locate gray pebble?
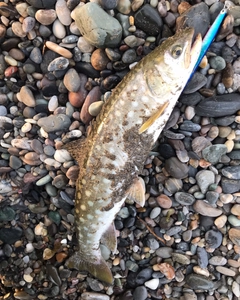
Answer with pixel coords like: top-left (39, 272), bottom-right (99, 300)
top-left (63, 68), bottom-right (81, 92)
top-left (155, 247), bottom-right (173, 258)
top-left (222, 166), bottom-right (240, 180)
top-left (0, 106), bottom-right (7, 116)
top-left (166, 226), bottom-right (182, 236)
top-left (202, 144), bottom-right (228, 164)
top-left (133, 286), bottom-right (148, 300)
top-left (184, 72), bottom-right (207, 94)
top-left (205, 229), bottom-right (222, 249)
top-left (197, 246), bottom-right (208, 268)
top-left (209, 56), bottom-right (226, 71)
top-left (165, 157), bottom-right (189, 179)
top-left (122, 49), bottom-right (137, 64)
top-left (174, 192), bottom-right (195, 205)
top-left (146, 238), bottom-right (159, 250)
top-left (48, 57), bottom-right (69, 72)
top-left (30, 47), bottom-right (42, 64)
top-left (9, 155), bottom-right (22, 170)
top-left (37, 114), bottom-right (71, 132)
top-left (185, 274), bottom-right (215, 290)
top-left (196, 170), bottom-right (215, 194)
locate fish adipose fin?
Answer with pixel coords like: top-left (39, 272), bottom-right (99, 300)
top-left (126, 177), bottom-right (146, 207)
top-left (101, 222), bottom-right (117, 254)
top-left (139, 101), bottom-right (169, 134)
top-left (65, 252), bottom-right (113, 284)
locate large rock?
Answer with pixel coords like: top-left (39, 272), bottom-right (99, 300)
top-left (73, 3), bottom-right (122, 48)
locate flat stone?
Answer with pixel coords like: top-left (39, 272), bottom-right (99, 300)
top-left (37, 114), bottom-right (71, 132)
top-left (202, 144), bottom-right (228, 165)
top-left (35, 9), bottom-right (57, 25)
top-left (81, 292), bottom-right (110, 300)
top-left (184, 72), bottom-right (208, 94)
top-left (18, 86), bottom-right (36, 107)
top-left (55, 0), bottom-right (72, 26)
top-left (216, 266), bottom-right (236, 276)
top-left (165, 157), bottom-right (189, 179)
top-left (185, 274), bottom-right (215, 290)
top-left (174, 192), bottom-right (195, 205)
top-left (195, 94), bottom-right (240, 117)
top-left (0, 227), bottom-right (23, 244)
top-left (197, 247), bottom-right (208, 268)
top-left (221, 177), bottom-right (240, 194)
top-left (73, 3), bottom-right (122, 48)
top-left (209, 256), bottom-right (227, 266)
top-left (205, 229), bottom-right (222, 249)
top-left (222, 166), bottom-right (240, 180)
top-left (63, 68), bottom-right (81, 92)
top-left (193, 200), bottom-right (222, 217)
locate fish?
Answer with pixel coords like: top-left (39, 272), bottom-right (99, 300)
top-left (64, 27), bottom-right (202, 284)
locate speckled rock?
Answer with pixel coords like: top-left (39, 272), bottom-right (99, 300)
top-left (37, 114), bottom-right (71, 132)
top-left (73, 3), bottom-right (122, 48)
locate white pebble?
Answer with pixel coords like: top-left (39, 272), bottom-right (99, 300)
top-left (23, 274), bottom-right (33, 283)
top-left (144, 278), bottom-right (159, 290)
top-left (48, 95), bottom-right (58, 111)
top-left (21, 122), bottom-right (32, 133)
top-left (54, 149), bottom-right (72, 163)
top-left (232, 281), bottom-right (240, 297)
top-left (52, 18), bottom-right (66, 39)
top-left (25, 243), bottom-right (34, 253)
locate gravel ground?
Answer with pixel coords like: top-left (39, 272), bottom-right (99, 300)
top-left (0, 0), bottom-right (240, 299)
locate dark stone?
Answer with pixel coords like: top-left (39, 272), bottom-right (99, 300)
top-left (176, 2), bottom-right (210, 39)
top-left (195, 94), bottom-right (240, 117)
top-left (1, 38), bottom-right (21, 52)
top-left (184, 72), bottom-right (207, 94)
top-left (135, 268), bottom-right (153, 285)
top-left (179, 91), bottom-right (203, 106)
top-left (221, 176), bottom-right (240, 194)
top-left (101, 75), bottom-right (121, 91)
top-left (26, 0), bottom-right (57, 8)
top-left (99, 0), bottom-right (118, 10)
top-left (222, 166), bottom-right (240, 180)
top-left (197, 246), bottom-right (208, 268)
top-left (185, 274), bottom-right (216, 290)
top-left (205, 229), bottom-right (222, 249)
top-left (214, 115), bottom-right (235, 126)
top-left (228, 150), bottom-right (240, 160)
top-left (165, 157), bottom-right (189, 179)
top-left (0, 227), bottom-right (23, 244)
top-left (134, 4), bottom-right (163, 36)
top-left (75, 62), bottom-right (100, 78)
top-left (158, 143), bottom-right (175, 159)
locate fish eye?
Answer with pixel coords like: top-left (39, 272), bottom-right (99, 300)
top-left (171, 45), bottom-right (183, 58)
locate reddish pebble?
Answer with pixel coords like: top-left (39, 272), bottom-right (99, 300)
top-left (5, 66), bottom-right (18, 77)
top-left (156, 194), bottom-right (172, 208)
top-left (154, 263), bottom-right (175, 280)
top-left (91, 49), bottom-right (110, 71)
top-left (56, 252), bottom-right (68, 263)
top-left (178, 1), bottom-right (191, 14)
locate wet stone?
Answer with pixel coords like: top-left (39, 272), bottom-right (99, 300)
top-left (134, 4), bottom-right (163, 36)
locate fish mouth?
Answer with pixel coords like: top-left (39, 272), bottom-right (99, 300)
top-left (185, 28), bottom-right (202, 69)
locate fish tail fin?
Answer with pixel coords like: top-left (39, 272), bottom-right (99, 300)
top-left (65, 252), bottom-right (113, 284)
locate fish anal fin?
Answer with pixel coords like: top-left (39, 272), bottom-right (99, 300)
top-left (126, 177), bottom-right (146, 207)
top-left (62, 138), bottom-right (86, 161)
top-left (139, 101), bottom-right (169, 134)
top-left (65, 252), bottom-right (113, 284)
top-left (101, 222), bottom-right (117, 254)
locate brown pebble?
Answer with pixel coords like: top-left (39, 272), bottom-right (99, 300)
top-left (56, 252), bottom-right (67, 263)
top-left (199, 55), bottom-right (208, 69)
top-left (216, 14), bottom-right (234, 42)
top-left (199, 88), bottom-right (215, 98)
top-left (207, 126), bottom-right (219, 140)
top-left (231, 204), bottom-right (240, 216)
top-left (222, 62), bottom-right (234, 88)
top-left (91, 49), bottom-right (110, 71)
top-left (156, 194), bottom-right (172, 209)
top-left (229, 228), bottom-right (240, 246)
top-left (177, 1), bottom-right (191, 14)
top-left (35, 9), bottom-right (57, 25)
top-left (45, 41), bottom-right (73, 59)
top-left (193, 200), bottom-right (222, 217)
top-left (66, 165), bottom-right (79, 181)
top-left (9, 48), bottom-right (25, 60)
top-left (68, 74), bottom-right (88, 108)
top-left (153, 263), bottom-right (175, 280)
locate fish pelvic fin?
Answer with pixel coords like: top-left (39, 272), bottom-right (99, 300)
top-left (65, 252), bottom-right (113, 284)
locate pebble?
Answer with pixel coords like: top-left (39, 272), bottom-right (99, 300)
top-left (81, 292), bottom-right (110, 300)
top-left (133, 286), bottom-right (148, 300)
top-left (214, 215), bottom-right (227, 228)
top-left (45, 41), bottom-right (73, 58)
top-left (164, 157), bottom-right (189, 179)
top-left (216, 266), bottom-right (236, 277)
top-left (209, 256), bottom-right (227, 266)
top-left (144, 278), bottom-right (159, 290)
top-left (80, 86), bottom-right (101, 124)
top-left (174, 192), bottom-right (195, 205)
top-left (35, 9), bottom-right (57, 25)
top-left (228, 215), bottom-right (240, 226)
top-left (156, 194), bottom-right (172, 209)
top-left (185, 274), bottom-right (215, 290)
top-left (63, 68), bottom-right (81, 92)
top-left (209, 56), bottom-right (226, 71)
top-left (197, 247), bottom-right (208, 268)
top-left (73, 3), bottom-right (122, 48)
top-left (55, 0), bottom-right (72, 26)
top-left (37, 114), bottom-right (71, 132)
top-left (205, 229), bottom-right (222, 249)
top-left (196, 170), bottom-right (215, 194)
top-left (134, 4), bottom-right (163, 36)
top-left (18, 86), bottom-right (36, 107)
top-left (193, 200), bottom-right (222, 217)
top-left (202, 144), bottom-right (228, 165)
top-left (222, 166), bottom-right (240, 180)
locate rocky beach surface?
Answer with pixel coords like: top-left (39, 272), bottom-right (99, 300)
top-left (0, 0), bottom-right (240, 299)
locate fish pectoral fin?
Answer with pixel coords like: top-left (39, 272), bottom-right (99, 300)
top-left (61, 138), bottom-right (86, 161)
top-left (126, 177), bottom-right (146, 207)
top-left (101, 222), bottom-right (117, 254)
top-left (66, 252), bottom-right (113, 284)
top-left (139, 101), bottom-right (169, 134)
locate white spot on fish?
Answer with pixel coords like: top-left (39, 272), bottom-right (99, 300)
top-left (96, 145), bottom-right (101, 151)
top-left (127, 111), bottom-right (134, 118)
top-left (80, 204), bottom-right (86, 211)
top-left (142, 95), bottom-right (149, 103)
top-left (82, 179), bottom-right (86, 185)
top-left (80, 217), bottom-right (84, 222)
top-left (87, 214), bottom-right (94, 220)
top-left (91, 175), bottom-right (96, 180)
top-left (95, 210), bottom-right (101, 215)
top-left (88, 201), bottom-right (94, 206)
top-left (120, 99), bottom-right (125, 106)
top-left (85, 190), bottom-right (91, 197)
top-left (103, 178), bottom-right (110, 184)
top-left (76, 208), bottom-right (80, 214)
top-left (132, 101), bottom-right (138, 107)
top-left (115, 110), bottom-right (121, 117)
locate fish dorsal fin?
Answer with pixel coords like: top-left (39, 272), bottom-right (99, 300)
top-left (62, 138), bottom-right (86, 161)
top-left (126, 177), bottom-right (146, 207)
top-left (101, 222), bottom-right (117, 254)
top-left (139, 101), bottom-right (169, 134)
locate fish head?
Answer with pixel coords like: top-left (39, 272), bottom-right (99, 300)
top-left (143, 27), bottom-right (202, 96)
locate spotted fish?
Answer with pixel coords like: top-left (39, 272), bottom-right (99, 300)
top-left (65, 28), bottom-right (202, 283)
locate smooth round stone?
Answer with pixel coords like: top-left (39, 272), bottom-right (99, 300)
top-left (0, 105), bottom-right (7, 116)
top-left (202, 144), bottom-right (228, 165)
top-left (214, 215), bottom-right (227, 228)
top-left (55, 0), bottom-right (72, 26)
top-left (229, 228), bottom-right (240, 246)
top-left (156, 194), bottom-right (172, 208)
top-left (185, 274), bottom-right (215, 290)
top-left (209, 256), bottom-right (227, 266)
top-left (81, 292), bottom-right (110, 300)
top-left (222, 166), bottom-right (240, 180)
top-left (232, 281), bottom-right (240, 298)
top-left (44, 158), bottom-right (61, 168)
top-left (31, 139), bottom-right (43, 154)
top-left (88, 101), bottom-right (104, 117)
top-left (99, 0), bottom-right (118, 10)
top-left (172, 253), bottom-right (190, 265)
top-left (48, 57), bottom-right (69, 72)
top-left (216, 266), bottom-right (236, 277)
top-left (209, 56), bottom-right (226, 71)
top-left (231, 204), bottom-right (240, 216)
top-left (0, 207), bottom-right (15, 221)
top-left (9, 155), bottom-right (22, 170)
top-left (184, 72), bottom-right (207, 94)
top-left (196, 170), bottom-right (215, 194)
top-left (150, 207), bottom-right (161, 219)
top-left (182, 230), bottom-right (192, 242)
top-left (116, 0), bottom-right (131, 14)
top-left (91, 49), bottom-right (109, 71)
top-left (165, 157), bottom-right (189, 179)
top-left (205, 229), bottom-right (222, 249)
top-left (174, 192), bottom-right (195, 205)
top-left (144, 278), bottom-right (159, 290)
top-left (118, 207), bottom-right (129, 218)
top-left (133, 286), bottom-right (148, 300)
top-left (63, 68), bottom-right (81, 92)
top-left (77, 36), bottom-right (95, 53)
top-left (52, 174), bottom-right (68, 189)
top-left (122, 49), bottom-right (137, 64)
top-left (52, 19), bottom-right (66, 39)
top-left (37, 114), bottom-right (71, 132)
top-left (228, 215), bottom-right (240, 227)
top-left (35, 9), bottom-right (57, 25)
top-left (166, 226), bottom-right (181, 236)
top-left (134, 4), bottom-right (163, 36)
top-left (155, 247), bottom-right (172, 258)
top-left (205, 191), bottom-right (219, 205)
top-left (21, 122), bottom-right (32, 133)
top-left (48, 95), bottom-right (58, 111)
top-left (30, 47), bottom-right (42, 64)
top-left (11, 21), bottom-right (26, 38)
top-left (193, 200), bottom-right (222, 217)
top-left (80, 86), bottom-right (101, 124)
top-left (18, 86), bottom-right (36, 107)
top-left (147, 238), bottom-right (159, 250)
top-left (36, 174), bottom-right (52, 186)
top-left (197, 246), bottom-right (208, 269)
top-left (73, 3), bottom-right (122, 48)
top-left (54, 149), bottom-right (72, 163)
top-left (221, 177), bottom-right (240, 194)
top-left (22, 16), bottom-right (36, 33)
